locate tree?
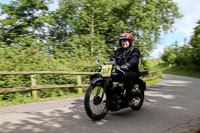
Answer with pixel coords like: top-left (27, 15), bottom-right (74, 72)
top-left (55, 0), bottom-right (182, 57)
top-left (48, 0), bottom-right (113, 56)
top-left (0, 0), bottom-right (52, 47)
top-left (161, 42), bottom-right (178, 65)
top-left (107, 0), bottom-right (182, 57)
top-left (47, 0), bottom-right (80, 54)
top-left (189, 20), bottom-right (200, 65)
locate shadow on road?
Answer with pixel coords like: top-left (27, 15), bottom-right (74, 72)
top-left (0, 98), bottom-right (144, 133)
top-left (0, 74), bottom-right (200, 133)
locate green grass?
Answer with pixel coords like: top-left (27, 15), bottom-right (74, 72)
top-left (162, 65), bottom-right (200, 79)
top-left (146, 58), bottom-right (200, 79)
top-left (0, 91), bottom-right (85, 107)
top-left (146, 78), bottom-right (162, 86)
top-left (143, 58), bottom-right (163, 85)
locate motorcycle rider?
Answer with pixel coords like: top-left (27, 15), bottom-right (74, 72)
top-left (110, 33), bottom-right (140, 106)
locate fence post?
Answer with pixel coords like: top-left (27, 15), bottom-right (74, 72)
top-left (31, 75), bottom-right (37, 98)
top-left (77, 75), bottom-right (82, 94)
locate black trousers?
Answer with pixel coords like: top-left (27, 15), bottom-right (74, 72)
top-left (123, 71), bottom-right (139, 98)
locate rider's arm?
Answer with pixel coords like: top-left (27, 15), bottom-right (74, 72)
top-left (125, 47), bottom-right (140, 69)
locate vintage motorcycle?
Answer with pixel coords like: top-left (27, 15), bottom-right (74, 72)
top-left (84, 58), bottom-right (148, 120)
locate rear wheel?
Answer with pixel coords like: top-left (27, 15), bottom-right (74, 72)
top-left (84, 82), bottom-right (108, 120)
top-left (131, 84), bottom-right (144, 110)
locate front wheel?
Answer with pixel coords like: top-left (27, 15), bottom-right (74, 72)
top-left (84, 82), bottom-right (108, 120)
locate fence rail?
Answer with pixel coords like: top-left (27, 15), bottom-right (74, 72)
top-left (0, 71), bottom-right (160, 97)
top-left (0, 71), bottom-right (99, 75)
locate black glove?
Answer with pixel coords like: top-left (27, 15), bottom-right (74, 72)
top-left (110, 58), bottom-right (116, 63)
top-left (120, 65), bottom-right (129, 70)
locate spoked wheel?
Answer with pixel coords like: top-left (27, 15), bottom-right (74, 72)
top-left (84, 82), bottom-right (108, 120)
top-left (131, 84), bottom-right (144, 110)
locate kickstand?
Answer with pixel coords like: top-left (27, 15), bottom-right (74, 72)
top-left (144, 98), bottom-right (150, 102)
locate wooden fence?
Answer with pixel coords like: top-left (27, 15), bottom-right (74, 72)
top-left (0, 71), bottom-right (159, 98)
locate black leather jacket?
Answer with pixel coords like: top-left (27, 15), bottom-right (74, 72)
top-left (111, 46), bottom-right (140, 73)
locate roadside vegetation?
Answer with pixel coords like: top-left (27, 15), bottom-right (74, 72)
top-left (162, 64), bottom-right (200, 79)
top-left (144, 58), bottom-right (200, 79)
top-left (160, 20), bottom-right (200, 79)
top-left (0, 0), bottom-right (181, 106)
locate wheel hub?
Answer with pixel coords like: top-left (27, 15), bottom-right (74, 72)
top-left (93, 95), bottom-right (102, 105)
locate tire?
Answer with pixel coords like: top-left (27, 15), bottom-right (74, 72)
top-left (84, 82), bottom-right (108, 120)
top-left (131, 85), bottom-right (144, 110)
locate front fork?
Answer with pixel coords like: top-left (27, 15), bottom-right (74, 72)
top-left (103, 78), bottom-right (113, 95)
top-left (103, 78), bottom-right (114, 109)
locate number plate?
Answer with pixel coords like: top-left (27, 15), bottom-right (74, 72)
top-left (100, 65), bottom-right (112, 77)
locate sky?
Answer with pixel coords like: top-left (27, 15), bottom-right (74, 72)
top-left (1, 0), bottom-right (200, 58)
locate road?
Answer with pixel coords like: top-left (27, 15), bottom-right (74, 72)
top-left (0, 74), bottom-right (200, 133)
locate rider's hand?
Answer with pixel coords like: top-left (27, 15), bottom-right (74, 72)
top-left (120, 65), bottom-right (129, 70)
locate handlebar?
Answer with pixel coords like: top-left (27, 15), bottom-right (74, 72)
top-left (97, 60), bottom-right (126, 75)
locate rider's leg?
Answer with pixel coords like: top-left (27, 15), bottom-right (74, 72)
top-left (123, 71), bottom-right (139, 105)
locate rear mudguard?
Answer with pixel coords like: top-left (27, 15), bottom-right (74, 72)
top-left (139, 79), bottom-right (146, 91)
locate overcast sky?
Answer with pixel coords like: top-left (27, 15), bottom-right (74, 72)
top-left (1, 0), bottom-right (200, 58)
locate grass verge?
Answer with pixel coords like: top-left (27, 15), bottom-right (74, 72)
top-left (163, 65), bottom-right (200, 79)
top-left (146, 78), bottom-right (162, 86)
top-left (0, 91), bottom-right (86, 107)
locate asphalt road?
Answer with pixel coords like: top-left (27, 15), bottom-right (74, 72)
top-left (0, 74), bottom-right (200, 133)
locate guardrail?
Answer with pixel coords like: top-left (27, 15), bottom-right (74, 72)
top-left (0, 71), bottom-right (160, 98)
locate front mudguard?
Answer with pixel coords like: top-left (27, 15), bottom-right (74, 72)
top-left (90, 78), bottom-right (113, 93)
top-left (90, 78), bottom-right (104, 86)
top-left (90, 74), bottom-right (100, 81)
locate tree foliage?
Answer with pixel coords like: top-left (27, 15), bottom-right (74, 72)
top-left (189, 20), bottom-right (200, 65)
top-left (161, 20), bottom-right (200, 68)
top-left (52, 0), bottom-right (182, 56)
top-left (0, 0), bottom-right (52, 47)
top-left (0, 0), bottom-right (182, 56)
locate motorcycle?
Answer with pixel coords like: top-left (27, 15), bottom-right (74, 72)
top-left (84, 58), bottom-right (148, 120)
